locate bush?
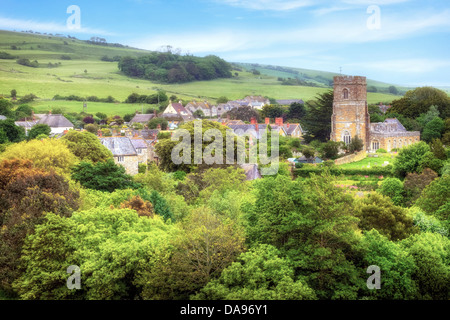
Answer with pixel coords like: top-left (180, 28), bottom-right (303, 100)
top-left (295, 162), bottom-right (303, 169)
top-left (376, 148), bottom-right (387, 153)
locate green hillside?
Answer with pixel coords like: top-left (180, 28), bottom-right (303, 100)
top-left (0, 29), bottom-right (402, 116)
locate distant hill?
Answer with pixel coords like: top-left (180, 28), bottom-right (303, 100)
top-left (0, 29), bottom-right (407, 115)
top-left (234, 62), bottom-right (413, 95)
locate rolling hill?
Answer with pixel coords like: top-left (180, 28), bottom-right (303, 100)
top-left (0, 29), bottom-right (405, 116)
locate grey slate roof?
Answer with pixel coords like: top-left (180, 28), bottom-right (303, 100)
top-left (283, 123), bottom-right (302, 135)
top-left (37, 114), bottom-right (73, 128)
top-left (130, 138), bottom-right (148, 149)
top-left (130, 114), bottom-right (155, 124)
top-left (276, 99), bottom-right (304, 105)
top-left (100, 137), bottom-right (137, 156)
top-left (15, 120), bottom-right (38, 128)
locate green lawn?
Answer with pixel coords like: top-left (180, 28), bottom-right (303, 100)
top-left (337, 152), bottom-right (396, 169)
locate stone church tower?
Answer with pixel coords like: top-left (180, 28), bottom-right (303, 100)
top-left (331, 75), bottom-right (370, 150)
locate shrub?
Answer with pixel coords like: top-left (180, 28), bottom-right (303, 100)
top-left (376, 148), bottom-right (387, 153)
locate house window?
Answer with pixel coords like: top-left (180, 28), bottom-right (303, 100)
top-left (343, 89), bottom-right (349, 99)
top-left (343, 131), bottom-right (351, 145)
top-left (372, 141), bottom-right (380, 151)
top-left (137, 148), bottom-right (142, 154)
top-left (117, 156), bottom-right (124, 162)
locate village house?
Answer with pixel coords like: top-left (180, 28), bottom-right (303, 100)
top-left (130, 138), bottom-right (149, 166)
top-left (129, 113), bottom-right (156, 125)
top-left (15, 112), bottom-right (73, 135)
top-left (100, 136), bottom-right (139, 175)
top-left (36, 113), bottom-right (74, 134)
top-left (185, 100), bottom-right (216, 117)
top-left (162, 100), bottom-right (195, 128)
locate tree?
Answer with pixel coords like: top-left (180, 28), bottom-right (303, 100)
top-left (82, 116), bottom-right (95, 124)
top-left (393, 141), bottom-right (430, 178)
top-left (260, 104), bottom-right (285, 119)
top-left (319, 140), bottom-right (342, 159)
top-left (62, 130), bottom-right (113, 163)
top-left (390, 87), bottom-right (450, 119)
top-left (348, 135), bottom-right (364, 153)
top-left (27, 124), bottom-right (51, 140)
top-left (400, 232), bottom-right (450, 299)
top-left (378, 177), bottom-right (405, 206)
top-left (10, 89), bottom-right (17, 99)
top-left (224, 105), bottom-right (260, 122)
top-left (0, 99), bottom-right (13, 118)
top-left (301, 91), bottom-right (333, 143)
top-left (403, 168), bottom-right (438, 206)
top-left (415, 175), bottom-right (450, 221)
top-left (216, 96), bottom-right (228, 104)
top-left (155, 120), bottom-right (239, 173)
top-left (356, 230), bottom-right (417, 300)
top-left (244, 173), bottom-right (362, 299)
top-left (422, 117), bottom-right (445, 143)
top-left (120, 195), bottom-right (154, 217)
top-left (71, 159), bottom-right (140, 192)
top-left (0, 138), bottom-right (78, 175)
top-left (95, 112), bottom-right (107, 120)
top-left (195, 244), bottom-right (316, 300)
top-left (430, 138), bottom-right (447, 160)
top-left (148, 190), bottom-right (174, 221)
top-left (287, 102), bottom-right (306, 120)
top-left (193, 109), bottom-right (205, 119)
top-left (148, 117), bottom-right (168, 130)
top-left (388, 85), bottom-right (398, 95)
top-left (137, 209), bottom-right (245, 300)
top-left (14, 208), bottom-right (178, 300)
top-left (84, 123), bottom-right (98, 134)
top-left (0, 159), bottom-right (79, 294)
top-left (355, 193), bottom-right (417, 241)
top-left (0, 119), bottom-right (25, 142)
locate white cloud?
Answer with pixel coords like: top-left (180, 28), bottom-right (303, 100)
top-left (214, 0), bottom-right (314, 11)
top-left (131, 9), bottom-right (450, 56)
top-left (0, 16), bottom-right (114, 36)
top-left (341, 0), bottom-right (410, 5)
top-left (351, 59), bottom-right (450, 74)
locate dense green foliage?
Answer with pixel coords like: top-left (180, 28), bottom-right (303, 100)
top-left (62, 130), bottom-right (113, 163)
top-left (301, 91), bottom-right (333, 142)
top-left (71, 159), bottom-right (140, 192)
top-left (119, 52), bottom-right (232, 83)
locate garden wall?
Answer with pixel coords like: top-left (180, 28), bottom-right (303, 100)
top-left (334, 151), bottom-right (367, 166)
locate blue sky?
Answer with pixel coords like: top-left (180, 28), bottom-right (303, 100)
top-left (1, 0), bottom-right (449, 87)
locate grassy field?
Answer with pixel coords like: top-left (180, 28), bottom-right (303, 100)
top-left (1, 29), bottom-right (401, 116)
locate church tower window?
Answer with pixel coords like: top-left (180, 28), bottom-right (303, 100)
top-left (343, 89), bottom-right (349, 99)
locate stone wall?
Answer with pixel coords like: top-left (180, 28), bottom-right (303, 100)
top-left (115, 155), bottom-right (139, 176)
top-left (334, 151), bottom-right (367, 166)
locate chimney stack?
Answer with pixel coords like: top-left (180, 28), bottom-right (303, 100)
top-left (265, 117), bottom-right (270, 125)
top-left (98, 129), bottom-right (102, 137)
top-left (49, 110), bottom-right (52, 115)
top-left (250, 117), bottom-right (257, 124)
top-left (275, 117), bottom-right (283, 126)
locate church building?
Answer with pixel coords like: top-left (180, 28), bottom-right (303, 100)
top-left (331, 75), bottom-right (420, 152)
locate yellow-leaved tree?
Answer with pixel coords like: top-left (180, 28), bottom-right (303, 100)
top-left (0, 138), bottom-right (78, 175)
